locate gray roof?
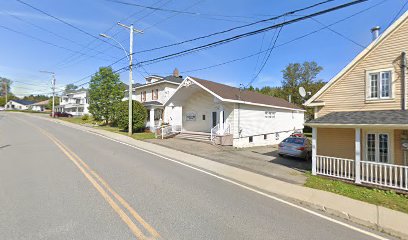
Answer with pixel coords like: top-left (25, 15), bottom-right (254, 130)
top-left (307, 110), bottom-right (408, 125)
top-left (162, 75), bottom-right (183, 84)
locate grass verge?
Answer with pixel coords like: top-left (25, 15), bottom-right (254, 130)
top-left (58, 117), bottom-right (156, 140)
top-left (305, 173), bottom-right (408, 214)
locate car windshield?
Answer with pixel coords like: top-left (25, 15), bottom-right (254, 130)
top-left (284, 138), bottom-right (305, 145)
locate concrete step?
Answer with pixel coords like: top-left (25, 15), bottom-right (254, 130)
top-left (175, 132), bottom-right (211, 142)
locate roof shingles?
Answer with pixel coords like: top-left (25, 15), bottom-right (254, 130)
top-left (190, 77), bottom-right (302, 110)
top-left (307, 110), bottom-right (408, 125)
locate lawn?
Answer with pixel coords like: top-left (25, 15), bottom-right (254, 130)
top-left (59, 116), bottom-right (156, 140)
top-left (305, 173), bottom-right (408, 213)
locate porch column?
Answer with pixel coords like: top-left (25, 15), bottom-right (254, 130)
top-left (355, 128), bottom-right (361, 184)
top-left (150, 108), bottom-right (155, 130)
top-left (219, 106), bottom-right (224, 133)
top-left (312, 127), bottom-right (317, 175)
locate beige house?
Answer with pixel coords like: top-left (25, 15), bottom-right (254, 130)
top-left (304, 12), bottom-right (408, 192)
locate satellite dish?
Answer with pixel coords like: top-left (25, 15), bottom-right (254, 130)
top-left (299, 87), bottom-right (306, 98)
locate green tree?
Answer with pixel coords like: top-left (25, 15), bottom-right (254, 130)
top-left (65, 84), bottom-right (78, 93)
top-left (0, 77), bottom-right (12, 96)
top-left (115, 100), bottom-right (147, 132)
top-left (280, 61), bottom-right (324, 120)
top-left (0, 93), bottom-right (17, 106)
top-left (48, 96), bottom-right (60, 110)
top-left (22, 94), bottom-right (49, 102)
top-left (88, 67), bottom-right (125, 124)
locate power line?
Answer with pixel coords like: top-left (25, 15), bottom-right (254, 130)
top-left (1, 10), bottom-right (117, 59)
top-left (310, 17), bottom-right (365, 48)
top-left (0, 24), bottom-right (110, 60)
top-left (15, 0), bottom-right (122, 51)
top-left (174, 0), bottom-right (387, 75)
top-left (108, 0), bottom-right (312, 21)
top-left (247, 24), bottom-right (284, 87)
top-left (54, 0), bottom-right (170, 70)
top-left (387, 0), bottom-right (408, 28)
top-left (134, 0), bottom-right (337, 54)
top-left (134, 0), bottom-right (368, 67)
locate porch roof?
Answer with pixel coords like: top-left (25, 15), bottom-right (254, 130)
top-left (306, 110), bottom-right (408, 127)
top-left (142, 101), bottom-right (163, 107)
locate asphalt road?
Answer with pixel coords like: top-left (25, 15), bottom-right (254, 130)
top-left (0, 112), bottom-right (394, 240)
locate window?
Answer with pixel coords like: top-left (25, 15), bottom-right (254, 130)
top-left (367, 70), bottom-right (392, 99)
top-left (264, 134), bottom-right (267, 140)
top-left (141, 91), bottom-right (146, 102)
top-left (202, 115), bottom-right (206, 120)
top-left (265, 111), bottom-right (276, 118)
top-left (249, 136), bottom-right (253, 143)
top-left (365, 133), bottom-right (389, 163)
top-left (152, 89), bottom-right (159, 100)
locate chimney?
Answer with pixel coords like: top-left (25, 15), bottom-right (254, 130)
top-left (173, 68), bottom-right (180, 77)
top-left (371, 26), bottom-right (380, 41)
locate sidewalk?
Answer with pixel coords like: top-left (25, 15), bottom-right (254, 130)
top-left (24, 113), bottom-right (408, 239)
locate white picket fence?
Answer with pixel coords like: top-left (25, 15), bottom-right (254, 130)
top-left (315, 155), bottom-right (408, 192)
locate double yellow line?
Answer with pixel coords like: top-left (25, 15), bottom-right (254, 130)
top-left (16, 117), bottom-right (160, 240)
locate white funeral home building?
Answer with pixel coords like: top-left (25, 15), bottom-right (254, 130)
top-left (161, 76), bottom-right (305, 148)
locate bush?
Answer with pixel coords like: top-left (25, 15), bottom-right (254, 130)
top-left (81, 114), bottom-right (90, 121)
top-left (115, 101), bottom-right (147, 132)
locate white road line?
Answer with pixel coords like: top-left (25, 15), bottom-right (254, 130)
top-left (27, 115), bottom-right (390, 240)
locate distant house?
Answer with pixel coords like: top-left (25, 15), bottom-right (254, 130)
top-left (4, 99), bottom-right (35, 110)
top-left (29, 100), bottom-right (49, 112)
top-left (163, 76), bottom-right (305, 147)
top-left (304, 11), bottom-right (408, 192)
top-left (56, 89), bottom-right (89, 116)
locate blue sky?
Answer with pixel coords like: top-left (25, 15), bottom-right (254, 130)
top-left (0, 0), bottom-right (407, 97)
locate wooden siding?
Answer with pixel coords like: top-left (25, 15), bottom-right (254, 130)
top-left (315, 17), bottom-right (408, 117)
top-left (317, 128), bottom-right (355, 159)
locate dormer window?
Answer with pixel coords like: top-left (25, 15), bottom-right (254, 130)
top-left (367, 69), bottom-right (392, 100)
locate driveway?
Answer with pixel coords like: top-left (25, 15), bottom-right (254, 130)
top-left (145, 138), bottom-right (310, 185)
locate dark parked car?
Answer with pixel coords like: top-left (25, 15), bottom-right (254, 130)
top-left (51, 112), bottom-right (73, 118)
top-left (278, 137), bottom-right (311, 160)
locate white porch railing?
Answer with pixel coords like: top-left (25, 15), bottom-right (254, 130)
top-left (361, 161), bottom-right (408, 191)
top-left (210, 124), bottom-right (219, 142)
top-left (316, 155), bottom-right (355, 180)
top-left (156, 125), bottom-right (181, 139)
top-left (315, 155), bottom-right (408, 191)
top-left (210, 123), bottom-right (231, 143)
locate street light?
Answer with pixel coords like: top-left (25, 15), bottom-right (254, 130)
top-left (40, 70), bottom-right (56, 118)
top-left (100, 23), bottom-right (143, 136)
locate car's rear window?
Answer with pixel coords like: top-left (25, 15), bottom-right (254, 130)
top-left (284, 138), bottom-right (305, 145)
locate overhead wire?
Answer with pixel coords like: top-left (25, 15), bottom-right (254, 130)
top-left (134, 0), bottom-right (338, 54)
top-left (171, 0), bottom-right (387, 75)
top-left (133, 0), bottom-right (369, 67)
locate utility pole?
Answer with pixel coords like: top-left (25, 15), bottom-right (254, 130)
top-left (40, 71), bottom-right (56, 117)
top-left (117, 23), bottom-right (143, 136)
top-left (2, 80), bottom-right (7, 107)
top-left (100, 23), bottom-right (143, 136)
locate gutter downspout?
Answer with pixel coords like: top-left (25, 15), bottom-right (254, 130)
top-left (402, 51), bottom-right (406, 110)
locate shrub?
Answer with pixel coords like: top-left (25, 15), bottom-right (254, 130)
top-left (81, 114), bottom-right (90, 121)
top-left (115, 101), bottom-right (147, 132)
